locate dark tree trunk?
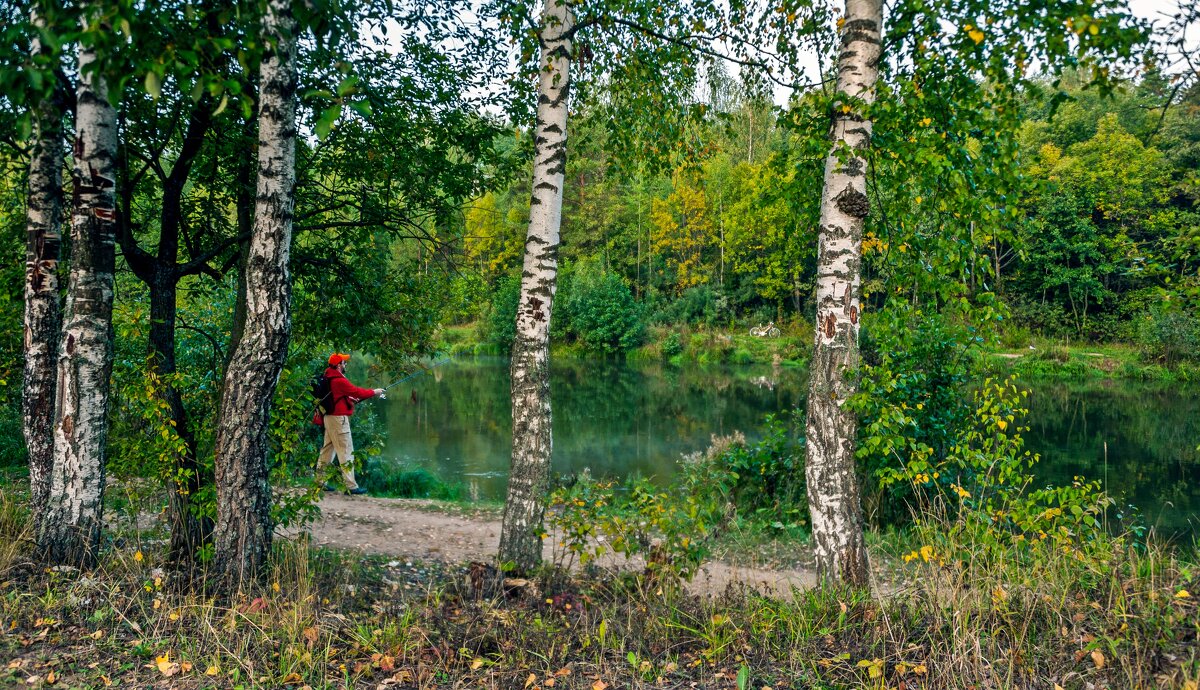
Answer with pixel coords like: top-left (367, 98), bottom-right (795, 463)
top-left (212, 0), bottom-right (298, 589)
top-left (23, 14), bottom-right (66, 538)
top-left (39, 38), bottom-right (119, 568)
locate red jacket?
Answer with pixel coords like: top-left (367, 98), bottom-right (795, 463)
top-left (314, 367), bottom-right (375, 421)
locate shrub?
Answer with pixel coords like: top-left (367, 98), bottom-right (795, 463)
top-left (853, 308), bottom-right (981, 525)
top-left (479, 275), bottom-right (521, 351)
top-left (358, 457), bottom-right (464, 500)
top-left (562, 269), bottom-right (645, 354)
top-left (1136, 307), bottom-right (1199, 367)
top-left (660, 331), bottom-right (684, 359)
top-left (702, 416), bottom-right (807, 528)
top-left (547, 436), bottom-right (740, 580)
top-left (649, 285), bottom-right (721, 326)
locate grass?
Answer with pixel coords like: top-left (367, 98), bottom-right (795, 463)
top-left (357, 456), bottom-right (468, 501)
top-left (985, 339), bottom-right (1200, 383)
top-left (435, 321), bottom-right (813, 366)
top-left (2, 494), bottom-right (1197, 689)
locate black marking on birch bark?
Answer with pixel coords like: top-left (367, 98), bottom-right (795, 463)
top-left (835, 186), bottom-right (870, 219)
top-left (843, 19), bottom-right (880, 35)
top-left (843, 158), bottom-right (866, 178)
top-left (535, 181), bottom-right (559, 192)
top-left (544, 123), bottom-right (563, 134)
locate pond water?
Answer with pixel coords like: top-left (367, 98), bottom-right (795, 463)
top-left (378, 357), bottom-right (1200, 539)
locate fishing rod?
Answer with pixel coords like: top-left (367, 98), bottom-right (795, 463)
top-left (381, 357), bottom-right (453, 392)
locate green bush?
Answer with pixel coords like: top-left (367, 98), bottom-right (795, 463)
top-left (1136, 307), bottom-right (1199, 367)
top-left (547, 437), bottom-right (738, 580)
top-left (479, 275), bottom-right (521, 351)
top-left (649, 285), bottom-right (722, 326)
top-left (358, 457), bottom-right (464, 500)
top-left (852, 307), bottom-right (982, 525)
top-left (660, 331), bottom-right (684, 359)
top-left (708, 416), bottom-right (807, 528)
top-left (561, 269), bottom-right (645, 354)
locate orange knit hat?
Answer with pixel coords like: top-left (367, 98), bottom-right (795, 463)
top-left (328, 352), bottom-right (351, 366)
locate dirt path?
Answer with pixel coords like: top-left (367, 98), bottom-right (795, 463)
top-left (295, 494), bottom-right (817, 598)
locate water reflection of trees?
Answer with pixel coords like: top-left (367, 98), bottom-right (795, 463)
top-left (381, 357), bottom-right (807, 499)
top-left (1024, 382), bottom-right (1200, 536)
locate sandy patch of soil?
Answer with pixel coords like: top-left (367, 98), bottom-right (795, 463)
top-left (290, 493), bottom-right (819, 597)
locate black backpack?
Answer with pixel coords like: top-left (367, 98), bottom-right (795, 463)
top-left (311, 370), bottom-right (334, 415)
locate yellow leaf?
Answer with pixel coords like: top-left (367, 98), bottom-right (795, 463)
top-left (592, 682), bottom-right (609, 690)
top-left (1175, 589), bottom-right (1190, 598)
top-left (46, 670), bottom-right (56, 684)
top-left (968, 28), bottom-right (985, 44)
top-left (134, 550), bottom-right (144, 563)
top-left (526, 673), bottom-right (538, 688)
top-left (181, 661), bottom-right (193, 672)
top-left (471, 658), bottom-right (484, 670)
top-left (1091, 649), bottom-right (1105, 669)
top-left (157, 653), bottom-right (181, 677)
top-left (101, 676), bottom-right (113, 686)
top-left (205, 665), bottom-right (220, 676)
top-left (997, 420), bottom-right (1008, 431)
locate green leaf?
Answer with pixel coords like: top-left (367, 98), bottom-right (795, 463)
top-left (145, 71), bottom-right (162, 100)
top-left (336, 75), bottom-right (360, 98)
top-left (348, 100), bottom-right (372, 119)
top-left (314, 103), bottom-right (342, 140)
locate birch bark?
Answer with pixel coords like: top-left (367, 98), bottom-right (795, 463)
top-left (39, 37), bottom-right (119, 567)
top-left (212, 0), bottom-right (298, 588)
top-left (803, 0), bottom-right (881, 588)
top-left (23, 9), bottom-right (66, 539)
top-left (498, 0), bottom-right (574, 573)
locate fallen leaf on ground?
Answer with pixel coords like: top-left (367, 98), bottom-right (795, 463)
top-left (1091, 650), bottom-right (1105, 669)
top-left (156, 653), bottom-right (181, 677)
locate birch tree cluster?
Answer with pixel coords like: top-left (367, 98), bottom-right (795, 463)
top-left (0, 0), bottom-right (1185, 589)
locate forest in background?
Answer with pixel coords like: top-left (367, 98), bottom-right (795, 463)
top-left (453, 65), bottom-right (1200, 363)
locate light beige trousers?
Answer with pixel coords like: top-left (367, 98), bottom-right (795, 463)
top-left (317, 415), bottom-right (358, 490)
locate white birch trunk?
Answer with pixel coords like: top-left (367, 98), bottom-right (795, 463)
top-left (498, 0), bottom-right (574, 573)
top-left (23, 9), bottom-right (65, 539)
top-left (803, 0), bottom-right (881, 588)
top-left (39, 37), bottom-right (119, 567)
top-left (212, 0), bottom-right (298, 588)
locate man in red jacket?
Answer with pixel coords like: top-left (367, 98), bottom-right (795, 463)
top-left (315, 352), bottom-right (385, 495)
